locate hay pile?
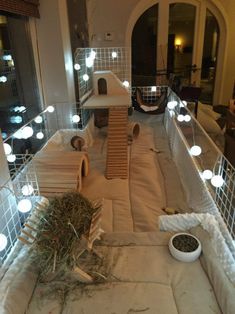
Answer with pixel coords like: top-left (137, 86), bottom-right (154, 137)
top-left (32, 191), bottom-right (100, 280)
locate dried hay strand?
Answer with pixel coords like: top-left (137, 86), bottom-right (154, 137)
top-left (31, 191), bottom-right (100, 281)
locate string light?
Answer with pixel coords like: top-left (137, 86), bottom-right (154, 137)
top-left (10, 116), bottom-right (23, 124)
top-left (167, 101), bottom-right (177, 110)
top-left (74, 63), bottom-right (81, 70)
top-left (0, 234), bottom-right (8, 251)
top-left (2, 55), bottom-right (12, 61)
top-left (151, 86), bottom-right (157, 92)
top-left (3, 143), bottom-right (12, 155)
top-left (184, 114), bottom-right (191, 122)
top-left (36, 132), bottom-right (44, 139)
top-left (13, 129), bottom-right (23, 139)
top-left (83, 74), bottom-right (89, 81)
top-left (17, 199), bottom-right (32, 213)
top-left (47, 106), bottom-right (55, 113)
top-left (86, 56), bottom-right (94, 68)
top-left (7, 154), bottom-right (16, 163)
top-left (34, 116), bottom-right (43, 124)
top-left (0, 76), bottom-right (7, 83)
top-left (177, 114), bottom-right (184, 122)
top-left (1, 132), bottom-right (7, 139)
top-left (123, 80), bottom-right (129, 88)
top-left (90, 50), bottom-right (96, 59)
top-left (201, 170), bottom-right (213, 180)
top-left (21, 184), bottom-right (34, 196)
top-left (72, 115), bottom-right (80, 123)
top-left (112, 51), bottom-right (117, 58)
top-left (22, 126), bottom-right (34, 139)
top-left (190, 145), bottom-right (202, 156)
top-left (211, 175), bottom-right (224, 188)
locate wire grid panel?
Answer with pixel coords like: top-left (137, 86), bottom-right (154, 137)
top-left (164, 90), bottom-right (235, 239)
top-left (0, 156), bottom-right (39, 265)
top-left (74, 47), bottom-right (131, 102)
top-left (131, 86), bottom-right (168, 102)
top-left (93, 47), bottom-right (131, 85)
top-left (0, 181), bottom-right (21, 265)
top-left (214, 156), bottom-right (235, 238)
top-left (74, 48), bottom-right (95, 101)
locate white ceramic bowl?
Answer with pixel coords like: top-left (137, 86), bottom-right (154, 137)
top-left (169, 232), bottom-right (202, 262)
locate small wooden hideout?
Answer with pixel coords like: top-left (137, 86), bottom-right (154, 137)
top-left (33, 151), bottom-right (89, 197)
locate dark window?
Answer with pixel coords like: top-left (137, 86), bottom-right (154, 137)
top-left (0, 12), bottom-right (40, 149)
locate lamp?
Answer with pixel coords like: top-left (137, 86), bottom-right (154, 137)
top-left (175, 38), bottom-right (182, 52)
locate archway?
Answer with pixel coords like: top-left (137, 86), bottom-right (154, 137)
top-left (131, 4), bottom-right (158, 86)
top-left (126, 0), bottom-right (228, 104)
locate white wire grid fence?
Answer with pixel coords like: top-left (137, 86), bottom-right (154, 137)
top-left (164, 90), bottom-right (235, 240)
top-left (74, 47), bottom-right (131, 102)
top-left (0, 155), bottom-right (39, 266)
top-left (0, 103), bottom-right (92, 266)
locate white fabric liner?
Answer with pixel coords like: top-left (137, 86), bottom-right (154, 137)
top-left (159, 213), bottom-right (235, 283)
top-left (0, 112), bottom-right (234, 314)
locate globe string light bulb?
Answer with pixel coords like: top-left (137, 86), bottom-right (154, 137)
top-left (85, 56), bottom-right (94, 68)
top-left (0, 75), bottom-right (7, 83)
top-left (167, 101), bottom-right (177, 110)
top-left (184, 114), bottom-right (191, 122)
top-left (177, 114), bottom-right (184, 122)
top-left (3, 143), bottom-right (12, 155)
top-left (17, 199), bottom-right (32, 213)
top-left (3, 54), bottom-right (12, 61)
top-left (36, 132), bottom-right (44, 139)
top-left (34, 116), bottom-right (43, 124)
top-left (83, 74), bottom-right (89, 81)
top-left (211, 175), bottom-right (224, 188)
top-left (0, 234), bottom-right (8, 252)
top-left (72, 115), bottom-right (80, 123)
top-left (190, 145), bottom-right (202, 156)
top-left (10, 115), bottom-right (23, 124)
top-left (7, 154), bottom-right (16, 163)
top-left (47, 105), bottom-right (55, 113)
top-left (151, 86), bottom-right (157, 92)
top-left (90, 50), bottom-right (96, 59)
top-left (201, 170), bottom-right (213, 180)
top-left (123, 80), bottom-right (130, 88)
top-left (112, 51), bottom-right (117, 59)
top-left (19, 106), bottom-right (26, 112)
top-left (1, 132), bottom-right (7, 139)
top-left (14, 129), bottom-right (23, 139)
top-left (21, 184), bottom-right (34, 196)
top-left (22, 126), bottom-right (34, 139)
top-left (74, 63), bottom-right (81, 70)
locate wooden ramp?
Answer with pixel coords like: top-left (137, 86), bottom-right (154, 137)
top-left (33, 151), bottom-right (89, 197)
top-left (106, 107), bottom-right (128, 179)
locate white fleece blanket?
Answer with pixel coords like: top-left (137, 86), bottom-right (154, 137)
top-left (1, 112), bottom-right (233, 314)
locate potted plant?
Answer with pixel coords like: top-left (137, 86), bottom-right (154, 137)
top-left (169, 232), bottom-right (202, 262)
